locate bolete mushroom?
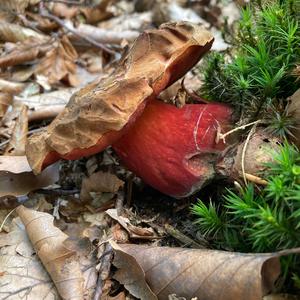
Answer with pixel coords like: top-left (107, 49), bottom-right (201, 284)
top-left (26, 22), bottom-right (214, 174)
top-left (113, 99), bottom-right (233, 197)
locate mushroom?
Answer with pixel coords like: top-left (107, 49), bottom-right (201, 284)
top-left (113, 99), bottom-right (233, 197)
top-left (26, 22), bottom-right (214, 174)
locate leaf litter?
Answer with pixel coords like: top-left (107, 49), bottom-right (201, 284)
top-left (0, 0), bottom-right (299, 300)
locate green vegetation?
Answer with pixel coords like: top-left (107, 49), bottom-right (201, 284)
top-left (192, 143), bottom-right (300, 291)
top-left (194, 0), bottom-right (300, 292)
top-left (199, 0), bottom-right (300, 136)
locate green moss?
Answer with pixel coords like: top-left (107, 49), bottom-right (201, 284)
top-left (199, 0), bottom-right (300, 132)
top-left (191, 143), bottom-right (300, 292)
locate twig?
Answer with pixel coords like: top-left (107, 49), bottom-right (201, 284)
top-left (243, 172), bottom-right (268, 186)
top-left (0, 208), bottom-right (16, 232)
top-left (241, 124), bottom-right (258, 185)
top-left (93, 243), bottom-right (113, 300)
top-left (39, 6), bottom-right (115, 55)
top-left (42, 0), bottom-right (88, 5)
top-left (164, 224), bottom-right (208, 249)
top-left (216, 119), bottom-right (261, 144)
top-left (115, 190), bottom-right (124, 216)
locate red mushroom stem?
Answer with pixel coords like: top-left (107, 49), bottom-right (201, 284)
top-left (113, 99), bottom-right (233, 197)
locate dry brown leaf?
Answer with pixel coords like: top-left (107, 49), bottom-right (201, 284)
top-left (112, 243), bottom-right (300, 300)
top-left (34, 35), bottom-right (79, 86)
top-left (0, 217), bottom-right (59, 299)
top-left (0, 78), bottom-right (26, 94)
top-left (0, 37), bottom-right (53, 68)
top-left (0, 156), bottom-right (59, 197)
top-left (287, 88), bottom-right (300, 147)
top-left (18, 87), bottom-right (75, 110)
top-left (0, 0), bottom-right (39, 14)
top-left (4, 103), bottom-right (28, 155)
top-left (16, 205), bottom-right (98, 300)
top-left (0, 100), bottom-right (27, 141)
top-left (106, 209), bottom-right (157, 239)
top-left (0, 92), bottom-right (12, 118)
top-left (26, 22), bottom-right (214, 173)
top-left (0, 21), bottom-right (46, 42)
top-left (80, 171), bottom-right (124, 203)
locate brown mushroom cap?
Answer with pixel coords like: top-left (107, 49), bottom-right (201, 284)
top-left (26, 22), bottom-right (214, 174)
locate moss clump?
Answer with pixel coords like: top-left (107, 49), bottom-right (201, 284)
top-left (199, 0), bottom-right (300, 135)
top-left (192, 143), bottom-right (300, 291)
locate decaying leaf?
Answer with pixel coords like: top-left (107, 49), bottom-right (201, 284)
top-left (0, 156), bottom-right (59, 197)
top-left (0, 21), bottom-right (46, 42)
top-left (0, 92), bottom-right (12, 118)
top-left (16, 205), bottom-right (98, 300)
top-left (112, 243), bottom-right (300, 300)
top-left (0, 217), bottom-right (59, 299)
top-left (0, 37), bottom-right (53, 68)
top-left (0, 0), bottom-right (39, 14)
top-left (0, 78), bottom-right (26, 94)
top-left (34, 36), bottom-right (79, 86)
top-left (26, 22), bottom-right (214, 173)
top-left (111, 241), bottom-right (157, 300)
top-left (106, 209), bottom-right (157, 239)
top-left (4, 103), bottom-right (28, 155)
top-left (80, 171), bottom-right (124, 203)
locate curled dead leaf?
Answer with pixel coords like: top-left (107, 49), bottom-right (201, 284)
top-left (0, 37), bottom-right (53, 68)
top-left (26, 22), bottom-right (214, 173)
top-left (4, 103), bottom-right (28, 155)
top-left (80, 171), bottom-right (124, 203)
top-left (0, 21), bottom-right (46, 42)
top-left (0, 156), bottom-right (59, 197)
top-left (112, 243), bottom-right (300, 300)
top-left (0, 217), bottom-right (59, 299)
top-left (34, 35), bottom-right (79, 86)
top-left (106, 209), bottom-right (158, 239)
top-left (16, 205), bottom-right (98, 300)
top-left (0, 92), bottom-right (12, 118)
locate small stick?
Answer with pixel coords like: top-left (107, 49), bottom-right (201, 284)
top-left (164, 224), bottom-right (208, 249)
top-left (39, 6), bottom-right (115, 55)
top-left (243, 172), bottom-right (268, 186)
top-left (216, 119), bottom-right (261, 144)
top-left (241, 124), bottom-right (258, 185)
top-left (0, 208), bottom-right (16, 232)
top-left (93, 243), bottom-right (113, 300)
top-left (115, 190), bottom-right (124, 216)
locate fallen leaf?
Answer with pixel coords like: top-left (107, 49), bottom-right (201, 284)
top-left (34, 35), bottom-right (79, 86)
top-left (112, 243), bottom-right (300, 300)
top-left (0, 0), bottom-right (39, 14)
top-left (111, 241), bottom-right (157, 300)
top-left (106, 209), bottom-right (157, 239)
top-left (16, 205), bottom-right (98, 300)
top-left (0, 37), bottom-right (53, 68)
top-left (0, 78), bottom-right (26, 94)
top-left (17, 87), bottom-right (76, 110)
top-left (0, 21), bottom-right (46, 42)
top-left (0, 156), bottom-right (59, 197)
top-left (0, 92), bottom-right (12, 118)
top-left (0, 217), bottom-right (59, 299)
top-left (80, 171), bottom-right (124, 203)
top-left (4, 103), bottom-right (28, 155)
